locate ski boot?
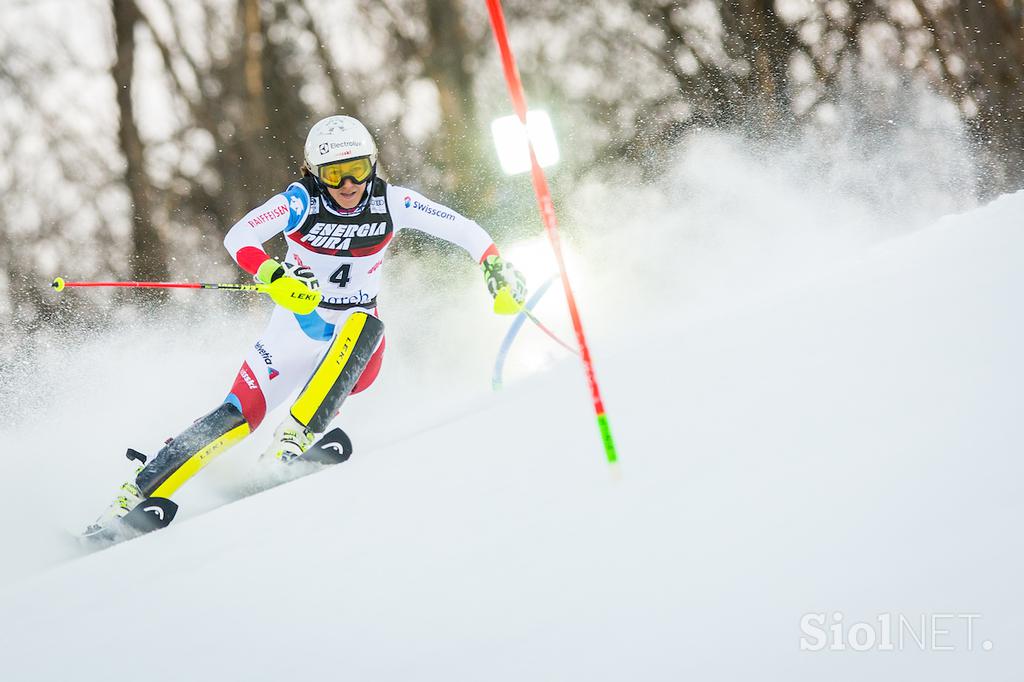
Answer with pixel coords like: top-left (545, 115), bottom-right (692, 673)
top-left (261, 416), bottom-right (316, 464)
top-left (81, 479), bottom-right (145, 542)
top-left (80, 449), bottom-right (178, 546)
top-left (259, 418), bottom-right (353, 469)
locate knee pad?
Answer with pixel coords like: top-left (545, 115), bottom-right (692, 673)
top-left (291, 311), bottom-right (385, 433)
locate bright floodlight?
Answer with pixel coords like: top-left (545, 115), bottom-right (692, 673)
top-left (491, 110), bottom-right (560, 175)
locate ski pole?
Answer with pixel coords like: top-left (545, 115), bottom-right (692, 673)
top-left (52, 276), bottom-right (323, 316)
top-left (495, 286), bottom-right (577, 355)
top-left (50, 277), bottom-right (269, 294)
top-left (518, 307), bottom-right (578, 355)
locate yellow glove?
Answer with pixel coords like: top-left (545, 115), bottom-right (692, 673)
top-left (481, 254), bottom-right (527, 315)
top-left (256, 260), bottom-right (322, 315)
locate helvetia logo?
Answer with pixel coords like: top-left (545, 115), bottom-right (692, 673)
top-left (268, 367), bottom-right (279, 380)
top-left (255, 341), bottom-right (273, 366)
top-left (404, 195), bottom-right (412, 208)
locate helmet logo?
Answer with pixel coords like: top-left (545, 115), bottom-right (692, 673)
top-left (404, 196), bottom-right (412, 208)
top-left (305, 115), bottom-right (377, 176)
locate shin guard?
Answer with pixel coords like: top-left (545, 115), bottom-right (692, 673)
top-left (290, 312), bottom-right (385, 433)
top-left (136, 403), bottom-right (251, 498)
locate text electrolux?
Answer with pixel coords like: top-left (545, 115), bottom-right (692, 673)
top-left (319, 141), bottom-right (360, 154)
top-left (411, 201), bottom-right (455, 221)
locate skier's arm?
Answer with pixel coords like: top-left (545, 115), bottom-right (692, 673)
top-left (224, 183), bottom-right (321, 313)
top-left (387, 185), bottom-right (497, 263)
top-left (223, 183), bottom-right (313, 276)
top-left (388, 185), bottom-right (525, 312)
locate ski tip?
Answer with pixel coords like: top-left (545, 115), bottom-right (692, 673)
top-left (75, 497), bottom-right (179, 550)
top-left (300, 427), bottom-right (353, 465)
top-left (121, 498), bottom-right (178, 534)
top-left (75, 524), bottom-right (119, 550)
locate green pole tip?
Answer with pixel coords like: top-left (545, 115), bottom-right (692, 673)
top-left (596, 412), bottom-right (618, 463)
top-left (51, 277), bottom-right (66, 292)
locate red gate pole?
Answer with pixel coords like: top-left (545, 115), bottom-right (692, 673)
top-left (484, 0), bottom-right (618, 463)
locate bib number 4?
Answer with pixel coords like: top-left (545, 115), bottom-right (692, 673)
top-left (329, 264), bottom-right (351, 287)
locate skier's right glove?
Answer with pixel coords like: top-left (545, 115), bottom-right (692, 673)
top-left (256, 259), bottom-right (322, 315)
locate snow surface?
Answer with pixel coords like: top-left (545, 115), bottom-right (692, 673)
top-left (2, 185), bottom-right (1022, 679)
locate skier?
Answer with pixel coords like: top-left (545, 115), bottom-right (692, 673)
top-left (85, 115), bottom-right (526, 540)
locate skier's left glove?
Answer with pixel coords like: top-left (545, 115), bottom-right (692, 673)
top-left (482, 254), bottom-right (527, 315)
top-left (256, 259), bottom-right (322, 315)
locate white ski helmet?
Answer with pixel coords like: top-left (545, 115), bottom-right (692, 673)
top-left (303, 115), bottom-right (378, 184)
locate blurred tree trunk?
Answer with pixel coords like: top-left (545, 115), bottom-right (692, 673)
top-left (422, 0), bottom-right (495, 213)
top-left (242, 0), bottom-right (269, 132)
top-left (721, 0), bottom-right (795, 130)
top-left (932, 1), bottom-right (1024, 193)
top-left (112, 0), bottom-right (168, 285)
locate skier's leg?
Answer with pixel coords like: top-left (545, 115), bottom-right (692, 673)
top-left (263, 310), bottom-right (385, 462)
top-left (134, 306), bottom-right (332, 495)
top-left (292, 311), bottom-right (385, 431)
top-left (225, 306), bottom-right (331, 431)
top-left (135, 402), bottom-right (250, 498)
top-left (86, 307), bottom-right (335, 536)
top-left (84, 401), bottom-right (252, 535)
top-left (351, 336), bottom-right (386, 395)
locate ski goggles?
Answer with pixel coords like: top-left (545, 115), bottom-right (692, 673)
top-left (317, 157), bottom-right (374, 187)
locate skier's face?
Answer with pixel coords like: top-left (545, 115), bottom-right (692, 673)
top-left (328, 178), bottom-right (367, 209)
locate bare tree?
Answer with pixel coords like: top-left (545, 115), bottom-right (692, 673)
top-left (112, 0), bottom-right (168, 284)
top-left (5, 0), bottom-right (1024, 347)
top-left (905, 0), bottom-right (1024, 193)
top-left (0, 5), bottom-right (123, 338)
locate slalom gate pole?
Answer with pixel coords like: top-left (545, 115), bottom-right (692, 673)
top-left (484, 0), bottom-right (618, 464)
top-left (50, 277), bottom-right (268, 294)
